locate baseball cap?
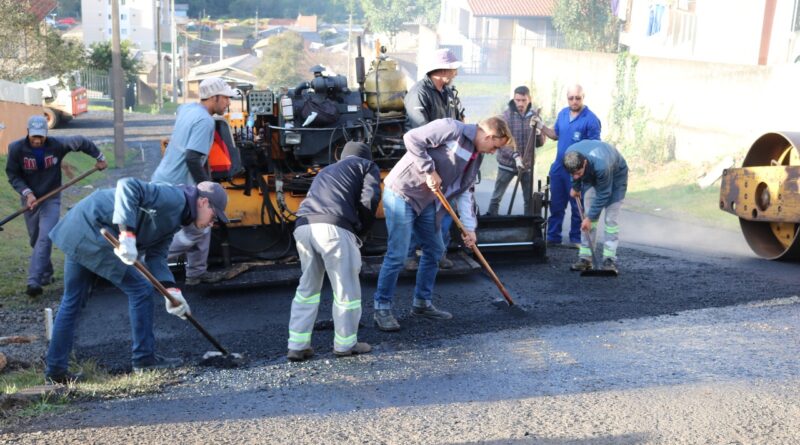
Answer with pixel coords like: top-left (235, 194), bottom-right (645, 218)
top-left (426, 49), bottom-right (461, 74)
top-left (196, 181), bottom-right (230, 223)
top-left (199, 77), bottom-right (237, 100)
top-left (28, 115), bottom-right (48, 137)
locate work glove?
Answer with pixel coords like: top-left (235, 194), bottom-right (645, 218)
top-left (165, 288), bottom-right (191, 319)
top-left (531, 115), bottom-right (543, 128)
top-left (515, 157), bottom-right (525, 170)
top-left (114, 231), bottom-right (138, 265)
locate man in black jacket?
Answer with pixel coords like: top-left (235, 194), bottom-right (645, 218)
top-left (403, 48), bottom-right (464, 270)
top-left (286, 142), bottom-right (381, 362)
top-left (5, 115), bottom-right (108, 296)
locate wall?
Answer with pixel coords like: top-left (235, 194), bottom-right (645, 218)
top-left (0, 81), bottom-right (43, 155)
top-left (621, 0), bottom-right (800, 65)
top-left (511, 45), bottom-right (800, 164)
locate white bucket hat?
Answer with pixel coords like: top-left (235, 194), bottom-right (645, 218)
top-left (426, 49), bottom-right (461, 74)
top-left (199, 77), bottom-right (237, 100)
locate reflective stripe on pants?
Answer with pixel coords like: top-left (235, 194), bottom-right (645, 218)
top-left (578, 187), bottom-right (622, 261)
top-left (288, 223), bottom-right (363, 353)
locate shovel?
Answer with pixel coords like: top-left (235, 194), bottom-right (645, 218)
top-left (100, 228), bottom-right (245, 367)
top-left (574, 198), bottom-right (617, 277)
top-left (0, 166), bottom-right (100, 231)
top-left (433, 189), bottom-right (526, 315)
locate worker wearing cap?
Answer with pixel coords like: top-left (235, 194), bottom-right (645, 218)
top-left (5, 115), bottom-right (108, 297)
top-left (287, 142), bottom-right (381, 362)
top-left (151, 77), bottom-right (236, 286)
top-left (403, 48), bottom-right (466, 271)
top-left (45, 177), bottom-right (229, 383)
top-left (563, 140), bottom-right (628, 274)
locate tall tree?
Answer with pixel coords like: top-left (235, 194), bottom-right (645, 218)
top-left (0, 0), bottom-right (86, 82)
top-left (360, 0), bottom-right (412, 40)
top-left (552, 0), bottom-right (619, 52)
top-left (254, 31), bottom-right (308, 88)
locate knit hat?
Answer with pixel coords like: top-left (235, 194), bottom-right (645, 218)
top-left (341, 142), bottom-right (372, 161)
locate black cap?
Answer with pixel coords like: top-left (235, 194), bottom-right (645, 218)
top-left (341, 142), bottom-right (372, 161)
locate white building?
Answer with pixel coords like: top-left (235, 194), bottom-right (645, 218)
top-left (81, 0), bottom-right (174, 51)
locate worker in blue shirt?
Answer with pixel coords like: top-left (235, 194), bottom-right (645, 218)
top-left (537, 84), bottom-right (601, 248)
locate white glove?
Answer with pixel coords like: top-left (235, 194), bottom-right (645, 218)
top-left (531, 115), bottom-right (543, 128)
top-left (114, 231), bottom-right (138, 265)
top-left (515, 157), bottom-right (525, 170)
top-left (165, 288), bottom-right (191, 319)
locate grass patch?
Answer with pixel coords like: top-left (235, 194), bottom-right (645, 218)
top-left (0, 143), bottom-right (122, 308)
top-left (1, 360), bottom-right (172, 424)
top-left (454, 81), bottom-right (510, 97)
top-left (521, 140), bottom-right (737, 230)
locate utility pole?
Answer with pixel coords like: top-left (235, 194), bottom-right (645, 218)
top-left (111, 0), bottom-right (126, 167)
top-left (255, 9), bottom-right (258, 36)
top-left (170, 0), bottom-right (177, 104)
top-left (347, 13), bottom-right (353, 84)
top-left (219, 25), bottom-right (224, 62)
top-left (182, 44), bottom-right (188, 104)
top-left (155, 0), bottom-right (163, 111)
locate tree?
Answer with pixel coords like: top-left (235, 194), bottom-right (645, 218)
top-left (0, 0), bottom-right (86, 82)
top-left (360, 0), bottom-right (413, 40)
top-left (87, 40), bottom-right (143, 82)
top-left (254, 31), bottom-right (308, 88)
top-left (552, 0), bottom-right (619, 52)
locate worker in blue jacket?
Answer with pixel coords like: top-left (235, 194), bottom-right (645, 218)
top-left (44, 178), bottom-right (229, 383)
top-left (537, 85), bottom-right (601, 248)
top-left (563, 140), bottom-right (628, 273)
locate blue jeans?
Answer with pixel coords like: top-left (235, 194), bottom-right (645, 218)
top-left (407, 214), bottom-right (453, 259)
top-left (23, 196), bottom-right (60, 286)
top-left (375, 189), bottom-right (444, 310)
top-left (547, 169), bottom-right (582, 244)
top-left (46, 257), bottom-right (157, 375)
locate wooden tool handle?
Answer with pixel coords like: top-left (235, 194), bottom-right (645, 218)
top-left (433, 189), bottom-right (516, 306)
top-left (100, 228), bottom-right (229, 354)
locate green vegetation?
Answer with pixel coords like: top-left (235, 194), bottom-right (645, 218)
top-left (0, 0), bottom-right (87, 82)
top-left (553, 0), bottom-right (619, 52)
top-left (1, 360), bottom-right (172, 424)
top-left (0, 144), bottom-right (120, 308)
top-left (530, 141), bottom-right (736, 230)
top-left (254, 31), bottom-right (308, 88)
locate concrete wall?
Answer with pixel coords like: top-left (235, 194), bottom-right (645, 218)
top-left (0, 81), bottom-right (44, 156)
top-left (511, 45), bottom-right (800, 164)
top-left (621, 0), bottom-right (800, 65)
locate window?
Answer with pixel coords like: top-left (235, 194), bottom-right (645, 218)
top-left (121, 28), bottom-right (127, 35)
top-left (121, 14), bottom-right (126, 20)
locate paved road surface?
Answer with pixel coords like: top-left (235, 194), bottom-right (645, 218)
top-left (2, 111), bottom-right (798, 444)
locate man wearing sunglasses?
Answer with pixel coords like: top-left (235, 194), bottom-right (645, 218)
top-left (537, 84), bottom-right (602, 251)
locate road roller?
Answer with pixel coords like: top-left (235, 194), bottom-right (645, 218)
top-left (719, 132), bottom-right (800, 260)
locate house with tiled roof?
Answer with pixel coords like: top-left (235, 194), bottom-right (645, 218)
top-left (438, 0), bottom-right (562, 75)
top-left (26, 0), bottom-right (58, 21)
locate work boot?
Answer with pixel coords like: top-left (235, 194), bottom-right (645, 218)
top-left (410, 305), bottom-right (453, 320)
top-left (404, 258), bottom-right (419, 272)
top-left (374, 309), bottom-right (400, 332)
top-left (287, 347), bottom-right (314, 362)
top-left (438, 256), bottom-right (454, 269)
top-left (185, 270), bottom-right (226, 286)
top-left (25, 284), bottom-right (43, 297)
top-left (45, 371), bottom-right (84, 385)
top-left (570, 258), bottom-right (593, 272)
top-left (132, 354), bottom-right (182, 373)
top-left (334, 342), bottom-right (372, 357)
top-left (602, 258), bottom-right (618, 273)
